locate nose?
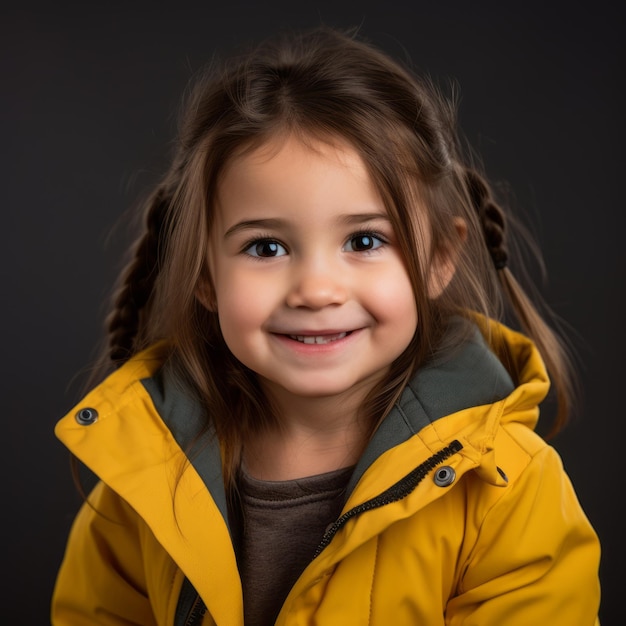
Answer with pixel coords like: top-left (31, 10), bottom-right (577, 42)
top-left (285, 258), bottom-right (348, 309)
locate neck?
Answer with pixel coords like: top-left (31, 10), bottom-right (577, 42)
top-left (243, 391), bottom-right (369, 481)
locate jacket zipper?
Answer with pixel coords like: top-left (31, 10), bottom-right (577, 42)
top-left (177, 439), bottom-right (463, 625)
top-left (175, 577), bottom-right (208, 626)
top-left (313, 438), bottom-right (462, 557)
top-left (184, 596), bottom-right (207, 626)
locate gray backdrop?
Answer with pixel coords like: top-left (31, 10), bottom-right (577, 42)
top-left (3, 2), bottom-right (622, 623)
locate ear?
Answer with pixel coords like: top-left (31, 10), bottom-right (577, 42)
top-left (427, 218), bottom-right (467, 299)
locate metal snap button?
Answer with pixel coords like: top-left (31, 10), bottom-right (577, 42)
top-left (75, 407), bottom-right (98, 425)
top-left (433, 465), bottom-right (455, 487)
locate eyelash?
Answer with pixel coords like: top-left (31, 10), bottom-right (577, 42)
top-left (240, 230), bottom-right (389, 259)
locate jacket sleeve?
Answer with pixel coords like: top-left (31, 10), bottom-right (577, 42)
top-left (51, 481), bottom-right (159, 626)
top-left (447, 439), bottom-right (601, 626)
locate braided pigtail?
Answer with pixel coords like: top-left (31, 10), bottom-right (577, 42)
top-left (106, 186), bottom-right (169, 367)
top-left (463, 169), bottom-right (509, 271)
top-left (463, 167), bottom-right (578, 436)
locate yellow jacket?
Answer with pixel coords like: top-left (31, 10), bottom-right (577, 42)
top-left (52, 322), bottom-right (601, 625)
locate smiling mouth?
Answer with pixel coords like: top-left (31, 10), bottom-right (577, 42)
top-left (288, 332), bottom-right (349, 345)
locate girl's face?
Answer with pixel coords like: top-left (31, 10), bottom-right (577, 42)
top-left (205, 135), bottom-right (421, 412)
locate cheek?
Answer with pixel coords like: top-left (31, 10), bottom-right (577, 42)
top-left (366, 271), bottom-right (418, 357)
top-left (214, 293), bottom-right (257, 364)
top-left (368, 269), bottom-right (417, 326)
top-left (213, 270), bottom-right (275, 337)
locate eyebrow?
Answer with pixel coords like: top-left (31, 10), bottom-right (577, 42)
top-left (339, 212), bottom-right (391, 226)
top-left (224, 213), bottom-right (391, 239)
top-left (224, 218), bottom-right (286, 239)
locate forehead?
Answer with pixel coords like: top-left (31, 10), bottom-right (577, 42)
top-left (218, 133), bottom-right (379, 199)
top-left (224, 131), bottom-right (368, 177)
top-left (210, 133), bottom-right (395, 240)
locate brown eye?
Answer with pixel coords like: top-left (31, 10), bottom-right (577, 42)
top-left (244, 239), bottom-right (287, 258)
top-left (344, 233), bottom-right (384, 252)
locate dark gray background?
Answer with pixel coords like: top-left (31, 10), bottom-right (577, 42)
top-left (3, 2), bottom-right (623, 623)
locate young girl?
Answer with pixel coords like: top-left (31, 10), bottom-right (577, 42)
top-left (51, 26), bottom-right (601, 625)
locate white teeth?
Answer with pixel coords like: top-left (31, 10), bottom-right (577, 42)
top-left (290, 332), bottom-right (348, 344)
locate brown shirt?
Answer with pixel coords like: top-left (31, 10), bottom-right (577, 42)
top-left (236, 465), bottom-right (354, 625)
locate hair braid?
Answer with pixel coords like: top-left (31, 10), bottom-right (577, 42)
top-left (462, 167), bottom-right (577, 434)
top-left (463, 168), bottom-right (508, 270)
top-left (106, 186), bottom-right (169, 366)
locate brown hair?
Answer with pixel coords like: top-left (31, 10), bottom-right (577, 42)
top-left (98, 25), bottom-right (577, 490)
